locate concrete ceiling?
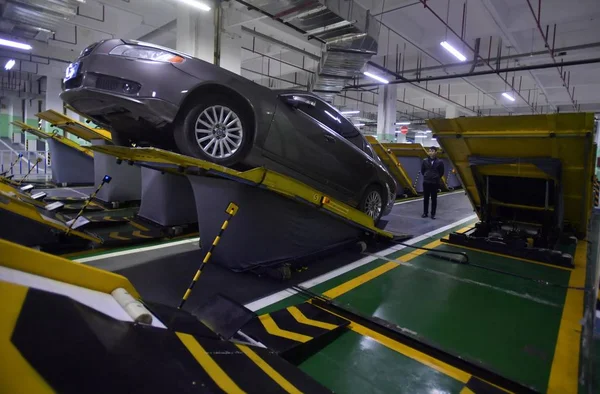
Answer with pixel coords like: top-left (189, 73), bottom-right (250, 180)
top-left (4, 0), bottom-right (599, 119)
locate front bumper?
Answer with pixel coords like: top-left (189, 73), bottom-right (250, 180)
top-left (60, 86), bottom-right (179, 127)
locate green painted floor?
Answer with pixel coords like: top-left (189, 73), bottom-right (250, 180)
top-left (258, 221), bottom-right (581, 393)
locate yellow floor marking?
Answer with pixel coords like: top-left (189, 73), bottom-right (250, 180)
top-left (236, 344), bottom-right (302, 394)
top-left (311, 303), bottom-right (471, 383)
top-left (258, 314), bottom-right (312, 343)
top-left (460, 387), bottom-right (475, 394)
top-left (287, 306), bottom-right (338, 330)
top-left (176, 332), bottom-right (245, 394)
top-left (440, 241), bottom-right (573, 271)
top-left (132, 230), bottom-right (153, 239)
top-left (547, 240), bottom-right (587, 393)
top-left (322, 239), bottom-right (443, 299)
top-left (129, 221), bottom-right (150, 232)
top-left (109, 232), bottom-right (130, 241)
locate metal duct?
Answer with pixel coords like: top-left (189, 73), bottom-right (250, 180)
top-left (240, 0), bottom-right (379, 101)
top-left (3, 0), bottom-right (80, 33)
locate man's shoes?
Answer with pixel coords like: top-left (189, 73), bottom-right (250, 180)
top-left (421, 213), bottom-right (428, 218)
top-left (431, 215), bottom-right (436, 220)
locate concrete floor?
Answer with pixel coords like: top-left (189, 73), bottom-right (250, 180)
top-left (69, 192), bottom-right (592, 393)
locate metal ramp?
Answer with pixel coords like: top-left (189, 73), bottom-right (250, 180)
top-left (0, 181), bottom-right (101, 247)
top-left (0, 239), bottom-right (333, 394)
top-left (429, 113), bottom-right (595, 266)
top-left (383, 143), bottom-right (450, 192)
top-left (36, 110), bottom-right (112, 142)
top-left (365, 136), bottom-right (417, 197)
top-left (12, 120), bottom-right (94, 186)
top-left (87, 145), bottom-right (408, 272)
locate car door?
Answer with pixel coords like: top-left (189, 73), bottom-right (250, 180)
top-left (261, 93), bottom-right (342, 191)
top-left (290, 95), bottom-right (375, 199)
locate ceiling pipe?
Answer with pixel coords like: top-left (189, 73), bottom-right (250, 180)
top-left (418, 0), bottom-right (537, 112)
top-left (523, 0), bottom-right (578, 110)
top-left (347, 57), bottom-right (600, 88)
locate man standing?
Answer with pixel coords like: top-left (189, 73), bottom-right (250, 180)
top-left (421, 146), bottom-right (445, 219)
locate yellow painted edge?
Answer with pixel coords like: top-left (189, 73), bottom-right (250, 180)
top-left (0, 239), bottom-right (139, 298)
top-left (0, 281), bottom-right (55, 394)
top-left (109, 232), bottom-right (130, 241)
top-left (235, 344), bottom-right (301, 394)
top-left (132, 230), bottom-right (153, 239)
top-left (547, 240), bottom-right (587, 393)
top-left (258, 314), bottom-right (312, 343)
top-left (322, 239), bottom-right (443, 298)
top-left (310, 302), bottom-right (471, 383)
top-left (286, 306), bottom-right (338, 330)
top-left (176, 332), bottom-right (245, 394)
top-left (129, 221), bottom-right (149, 232)
top-left (439, 240), bottom-right (573, 271)
top-left (460, 387), bottom-right (475, 394)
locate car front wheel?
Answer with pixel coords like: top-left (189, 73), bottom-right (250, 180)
top-left (360, 185), bottom-right (384, 224)
top-left (174, 95), bottom-right (253, 167)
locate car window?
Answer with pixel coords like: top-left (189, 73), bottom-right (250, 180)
top-left (294, 94), bottom-right (364, 148)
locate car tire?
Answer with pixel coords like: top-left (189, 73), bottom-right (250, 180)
top-left (174, 95), bottom-right (253, 167)
top-left (360, 185), bottom-right (385, 224)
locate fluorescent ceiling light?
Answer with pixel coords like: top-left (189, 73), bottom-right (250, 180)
top-left (341, 110), bottom-right (360, 115)
top-left (440, 41), bottom-right (466, 62)
top-left (0, 38), bottom-right (31, 50)
top-left (4, 59), bottom-right (15, 70)
top-left (502, 92), bottom-right (516, 101)
top-left (363, 71), bottom-right (389, 84)
top-left (396, 121), bottom-right (411, 125)
top-left (425, 129), bottom-right (432, 133)
top-left (178, 0), bottom-right (211, 11)
top-left (324, 110), bottom-right (341, 123)
top-left (415, 135), bottom-right (425, 138)
top-left (353, 123), bottom-right (365, 127)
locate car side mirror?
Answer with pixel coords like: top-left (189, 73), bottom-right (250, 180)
top-left (280, 95), bottom-right (316, 108)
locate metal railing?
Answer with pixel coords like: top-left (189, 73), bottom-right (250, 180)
top-left (0, 150), bottom-right (51, 181)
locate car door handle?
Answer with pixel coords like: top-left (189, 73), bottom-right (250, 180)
top-left (324, 134), bottom-right (335, 143)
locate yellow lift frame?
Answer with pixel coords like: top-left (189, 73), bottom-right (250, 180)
top-left (36, 110), bottom-right (112, 143)
top-left (88, 145), bottom-right (395, 240)
top-left (366, 136), bottom-right (418, 196)
top-left (11, 121), bottom-right (94, 158)
top-left (429, 113), bottom-right (595, 238)
top-left (0, 182), bottom-right (101, 244)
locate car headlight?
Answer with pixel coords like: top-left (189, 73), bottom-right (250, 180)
top-left (109, 45), bottom-right (184, 63)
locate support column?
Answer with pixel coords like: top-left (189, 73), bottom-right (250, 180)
top-left (0, 98), bottom-right (13, 139)
top-left (377, 85), bottom-right (397, 142)
top-left (445, 105), bottom-right (458, 119)
top-left (45, 77), bottom-right (63, 133)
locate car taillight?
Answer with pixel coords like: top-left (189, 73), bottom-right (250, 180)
top-left (109, 44), bottom-right (184, 63)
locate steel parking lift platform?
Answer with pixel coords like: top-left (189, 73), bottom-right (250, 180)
top-left (365, 136), bottom-right (418, 197)
top-left (429, 113), bottom-right (595, 267)
top-left (36, 110), bottom-right (141, 206)
top-left (384, 142), bottom-right (451, 192)
top-left (11, 120), bottom-right (95, 186)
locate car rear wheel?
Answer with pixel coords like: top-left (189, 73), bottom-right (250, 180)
top-left (174, 95), bottom-right (253, 167)
top-left (360, 185), bottom-right (385, 224)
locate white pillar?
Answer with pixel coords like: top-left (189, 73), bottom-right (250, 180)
top-left (220, 26), bottom-right (242, 75)
top-left (377, 85), bottom-right (397, 142)
top-left (45, 77), bottom-right (63, 133)
top-left (176, 4), bottom-right (215, 64)
top-left (445, 105), bottom-right (458, 119)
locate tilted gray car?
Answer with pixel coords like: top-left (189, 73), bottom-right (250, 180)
top-left (61, 39), bottom-right (396, 222)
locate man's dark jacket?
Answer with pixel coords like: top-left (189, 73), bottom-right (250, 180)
top-left (421, 157), bottom-right (445, 185)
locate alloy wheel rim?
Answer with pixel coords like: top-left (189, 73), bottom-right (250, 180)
top-left (195, 105), bottom-right (243, 159)
top-left (365, 191), bottom-right (382, 220)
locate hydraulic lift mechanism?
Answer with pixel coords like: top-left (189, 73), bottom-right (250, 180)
top-left (429, 113), bottom-right (596, 268)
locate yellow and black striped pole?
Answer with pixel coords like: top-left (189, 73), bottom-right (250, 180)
top-left (178, 202), bottom-right (239, 310)
top-left (594, 176), bottom-right (599, 207)
top-left (17, 158), bottom-right (42, 186)
top-left (66, 175), bottom-right (112, 235)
